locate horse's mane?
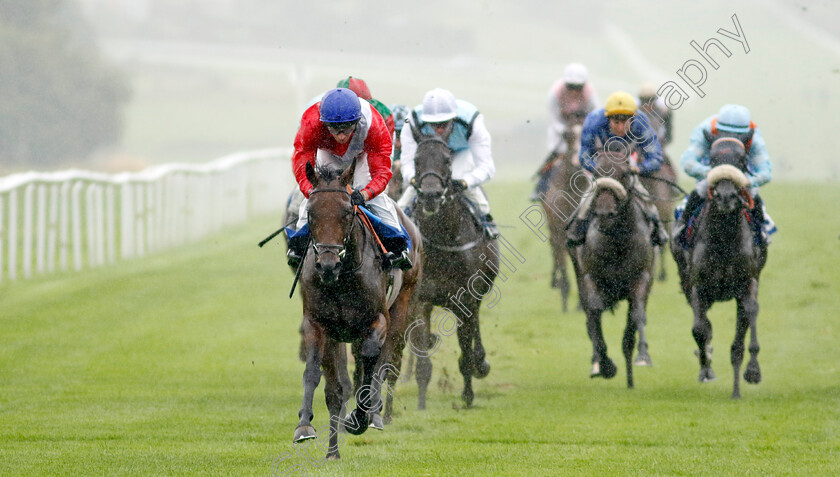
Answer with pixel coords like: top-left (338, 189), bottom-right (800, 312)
top-left (594, 177), bottom-right (627, 200)
top-left (707, 164), bottom-right (750, 189)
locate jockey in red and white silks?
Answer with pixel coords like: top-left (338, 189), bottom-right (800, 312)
top-left (291, 93), bottom-right (400, 232)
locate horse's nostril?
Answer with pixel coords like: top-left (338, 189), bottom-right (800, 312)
top-left (314, 261), bottom-right (322, 270)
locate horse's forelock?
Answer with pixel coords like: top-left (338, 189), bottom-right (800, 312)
top-left (314, 165), bottom-right (342, 184)
top-left (415, 136), bottom-right (451, 171)
top-left (417, 135), bottom-right (449, 151)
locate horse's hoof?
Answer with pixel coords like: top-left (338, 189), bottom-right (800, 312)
top-left (344, 409), bottom-right (369, 435)
top-left (368, 413), bottom-right (384, 431)
top-left (599, 358), bottom-right (617, 379)
top-left (326, 453), bottom-right (341, 461)
top-left (474, 359), bottom-right (491, 379)
top-left (589, 362), bottom-right (600, 378)
top-left (383, 414), bottom-right (392, 425)
top-left (634, 353), bottom-right (653, 367)
top-left (744, 363), bottom-right (762, 384)
top-left (461, 389), bottom-right (474, 407)
top-left (293, 425), bottom-right (317, 443)
top-left (698, 367), bottom-right (716, 383)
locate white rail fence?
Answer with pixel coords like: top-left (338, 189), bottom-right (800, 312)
top-left (0, 148), bottom-right (294, 283)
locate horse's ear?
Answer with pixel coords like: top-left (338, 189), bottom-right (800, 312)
top-left (741, 128), bottom-right (754, 145)
top-left (305, 161), bottom-right (319, 187)
top-left (340, 157), bottom-right (357, 186)
top-left (408, 121), bottom-right (422, 143)
top-left (703, 129), bottom-right (715, 144)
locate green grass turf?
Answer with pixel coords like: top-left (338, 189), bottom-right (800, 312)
top-left (1, 180), bottom-right (838, 476)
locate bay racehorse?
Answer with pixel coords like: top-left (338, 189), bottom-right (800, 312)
top-left (409, 135), bottom-right (498, 407)
top-left (293, 159), bottom-right (422, 459)
top-left (670, 137), bottom-right (767, 399)
top-left (542, 125), bottom-right (584, 312)
top-left (569, 150), bottom-right (656, 388)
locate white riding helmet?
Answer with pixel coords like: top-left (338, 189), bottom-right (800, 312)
top-left (563, 63), bottom-right (588, 86)
top-left (420, 88), bottom-right (457, 123)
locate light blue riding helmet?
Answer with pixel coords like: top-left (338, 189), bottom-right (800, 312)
top-left (716, 104), bottom-right (752, 133)
top-left (390, 104), bottom-right (410, 131)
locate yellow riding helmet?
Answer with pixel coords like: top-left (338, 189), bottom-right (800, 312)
top-left (604, 91), bottom-right (638, 116)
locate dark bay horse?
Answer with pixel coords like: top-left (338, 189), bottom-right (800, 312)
top-left (293, 159), bottom-right (422, 459)
top-left (409, 135), bottom-right (498, 407)
top-left (542, 125), bottom-right (583, 312)
top-left (569, 151), bottom-right (656, 388)
top-left (670, 137), bottom-right (767, 399)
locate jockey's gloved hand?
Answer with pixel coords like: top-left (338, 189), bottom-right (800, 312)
top-left (350, 188), bottom-right (366, 206)
top-left (695, 179), bottom-right (710, 196)
top-left (450, 179), bottom-right (468, 193)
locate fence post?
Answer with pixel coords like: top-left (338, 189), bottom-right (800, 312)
top-left (23, 184), bottom-right (34, 279)
top-left (72, 182), bottom-right (83, 271)
top-left (48, 185), bottom-right (59, 273)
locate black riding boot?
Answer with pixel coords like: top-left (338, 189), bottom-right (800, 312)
top-left (483, 214), bottom-right (500, 239)
top-left (286, 234), bottom-right (309, 268)
top-left (751, 195), bottom-right (768, 246)
top-left (383, 239), bottom-right (413, 271)
top-left (673, 191), bottom-right (704, 248)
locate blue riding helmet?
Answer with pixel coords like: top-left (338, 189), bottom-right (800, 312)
top-left (390, 104), bottom-right (410, 131)
top-left (320, 88), bottom-right (362, 123)
top-left (716, 104), bottom-right (751, 133)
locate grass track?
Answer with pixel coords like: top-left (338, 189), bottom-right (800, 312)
top-left (1, 181), bottom-right (838, 476)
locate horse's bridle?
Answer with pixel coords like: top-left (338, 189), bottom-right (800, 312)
top-left (414, 170), bottom-right (450, 206)
top-left (307, 187), bottom-right (356, 261)
top-left (413, 137), bottom-right (453, 206)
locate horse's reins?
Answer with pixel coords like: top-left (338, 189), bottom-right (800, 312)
top-left (258, 216), bottom-right (300, 248)
top-left (640, 174), bottom-right (689, 198)
top-left (415, 176), bottom-right (482, 252)
top-left (307, 185), bottom-right (388, 254)
top-left (413, 170), bottom-right (450, 206)
top-left (707, 183), bottom-right (754, 210)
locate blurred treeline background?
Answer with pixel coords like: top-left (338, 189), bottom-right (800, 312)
top-left (1, 0), bottom-right (838, 181)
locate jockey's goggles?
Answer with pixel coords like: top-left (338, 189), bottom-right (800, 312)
top-left (428, 119), bottom-right (453, 129)
top-left (566, 83), bottom-right (584, 90)
top-left (326, 121), bottom-right (357, 134)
